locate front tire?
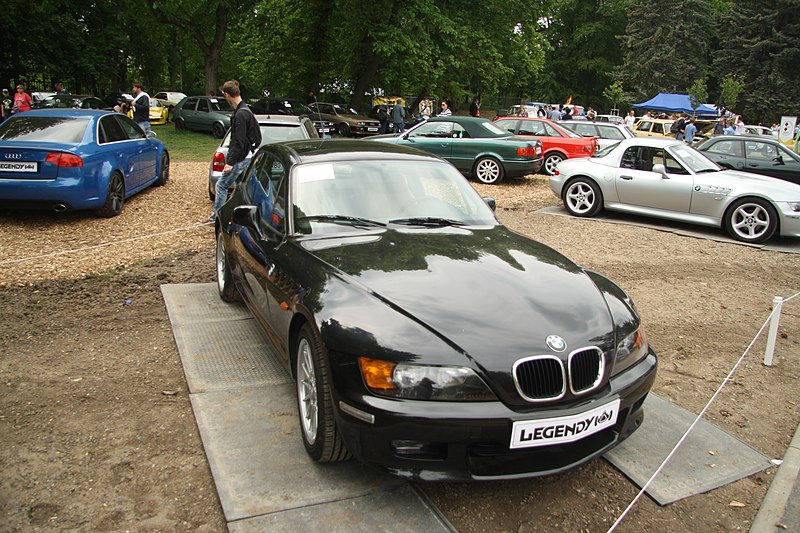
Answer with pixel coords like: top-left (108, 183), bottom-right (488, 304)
top-left (216, 231), bottom-right (241, 302)
top-left (96, 172), bottom-right (125, 217)
top-left (563, 177), bottom-right (603, 217)
top-left (295, 323), bottom-right (350, 463)
top-left (724, 197), bottom-right (778, 244)
top-left (155, 152), bottom-right (170, 186)
top-left (543, 152), bottom-right (565, 175)
top-left (337, 123), bottom-right (351, 137)
top-left (174, 118), bottom-right (185, 131)
top-left (473, 157), bottom-right (504, 184)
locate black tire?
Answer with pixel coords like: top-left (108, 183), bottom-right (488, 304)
top-left (724, 197), bottom-right (778, 244)
top-left (562, 177), bottom-right (603, 217)
top-left (295, 323), bottom-right (350, 463)
top-left (155, 152), bottom-right (169, 186)
top-left (216, 231), bottom-right (240, 302)
top-left (337, 123), bottom-right (350, 137)
top-left (174, 118), bottom-right (185, 131)
top-left (473, 157), bottom-right (504, 184)
top-left (543, 152), bottom-right (565, 175)
top-left (95, 172), bottom-right (125, 217)
top-left (208, 181), bottom-right (216, 201)
top-left (212, 122), bottom-right (226, 139)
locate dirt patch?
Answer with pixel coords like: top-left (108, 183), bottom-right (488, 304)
top-left (1, 165), bottom-right (798, 532)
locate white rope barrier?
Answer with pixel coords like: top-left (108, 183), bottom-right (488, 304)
top-left (0, 222), bottom-right (213, 266)
top-left (608, 290), bottom-right (799, 532)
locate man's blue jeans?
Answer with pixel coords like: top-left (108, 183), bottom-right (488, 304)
top-left (393, 121), bottom-right (405, 134)
top-left (211, 158), bottom-right (249, 221)
top-left (137, 121), bottom-right (151, 133)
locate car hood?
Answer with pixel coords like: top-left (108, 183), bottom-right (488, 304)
top-left (301, 226), bottom-right (615, 362)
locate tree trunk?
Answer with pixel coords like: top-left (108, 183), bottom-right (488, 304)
top-left (350, 50), bottom-right (381, 111)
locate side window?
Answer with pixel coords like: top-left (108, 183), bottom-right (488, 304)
top-left (598, 126), bottom-right (624, 140)
top-left (635, 121), bottom-right (652, 132)
top-left (184, 98), bottom-right (197, 111)
top-left (408, 121), bottom-right (454, 138)
top-left (621, 147), bottom-right (637, 169)
top-left (542, 123), bottom-right (561, 137)
top-left (98, 115), bottom-right (127, 144)
top-left (252, 152), bottom-right (287, 234)
top-left (573, 124), bottom-right (596, 137)
top-left (114, 115), bottom-right (146, 140)
top-left (494, 120), bottom-right (518, 134)
top-left (748, 141), bottom-right (777, 161)
top-left (155, 92), bottom-right (166, 100)
top-left (664, 153), bottom-right (689, 174)
top-left (197, 99), bottom-right (209, 112)
top-left (518, 121), bottom-right (546, 136)
top-left (453, 123), bottom-right (468, 138)
top-left (706, 140), bottom-right (742, 157)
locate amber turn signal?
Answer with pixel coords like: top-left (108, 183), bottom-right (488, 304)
top-left (359, 357), bottom-right (396, 390)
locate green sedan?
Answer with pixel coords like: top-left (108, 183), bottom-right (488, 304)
top-left (173, 95), bottom-right (233, 138)
top-left (368, 116), bottom-right (543, 184)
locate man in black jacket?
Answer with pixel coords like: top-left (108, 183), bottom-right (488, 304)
top-left (209, 79), bottom-right (261, 223)
top-left (130, 81), bottom-right (151, 132)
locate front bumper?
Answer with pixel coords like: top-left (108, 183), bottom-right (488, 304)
top-left (332, 350), bottom-right (657, 481)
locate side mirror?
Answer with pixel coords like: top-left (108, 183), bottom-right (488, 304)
top-left (232, 205), bottom-right (259, 231)
top-left (483, 196), bottom-right (496, 212)
top-left (773, 156), bottom-right (784, 165)
top-left (146, 130), bottom-right (158, 139)
top-left (652, 163), bottom-right (668, 177)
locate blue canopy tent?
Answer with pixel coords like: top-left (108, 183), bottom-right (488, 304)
top-left (632, 93), bottom-right (719, 117)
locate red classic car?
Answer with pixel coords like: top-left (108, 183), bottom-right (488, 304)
top-left (493, 117), bottom-right (598, 175)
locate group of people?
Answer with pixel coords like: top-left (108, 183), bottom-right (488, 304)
top-left (1, 85), bottom-right (33, 121)
top-left (0, 81), bottom-right (152, 133)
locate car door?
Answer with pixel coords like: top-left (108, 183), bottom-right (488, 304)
top-left (401, 120), bottom-right (455, 162)
top-left (96, 114), bottom-right (144, 189)
top-left (180, 98), bottom-right (198, 129)
top-left (114, 114), bottom-right (158, 189)
top-left (702, 139), bottom-right (745, 171)
top-left (745, 140), bottom-right (800, 183)
top-left (614, 145), bottom-right (692, 213)
top-left (633, 120), bottom-right (655, 137)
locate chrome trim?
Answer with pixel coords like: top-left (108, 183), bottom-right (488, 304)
top-left (338, 401), bottom-right (375, 424)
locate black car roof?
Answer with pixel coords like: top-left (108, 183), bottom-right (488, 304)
top-left (426, 115), bottom-right (512, 138)
top-left (269, 138), bottom-right (445, 165)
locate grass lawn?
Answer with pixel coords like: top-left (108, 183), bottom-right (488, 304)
top-left (152, 124), bottom-right (221, 161)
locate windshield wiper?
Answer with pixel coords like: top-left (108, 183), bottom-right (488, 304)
top-left (298, 214), bottom-right (386, 227)
top-left (389, 217), bottom-right (467, 227)
top-left (696, 168), bottom-right (720, 173)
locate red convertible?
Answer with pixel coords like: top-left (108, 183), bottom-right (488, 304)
top-left (493, 117), bottom-right (598, 175)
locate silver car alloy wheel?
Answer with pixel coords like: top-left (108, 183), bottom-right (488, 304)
top-left (297, 338), bottom-right (318, 443)
top-left (730, 202), bottom-right (771, 241)
top-left (544, 154), bottom-right (563, 175)
top-left (475, 159), bottom-right (501, 183)
top-left (215, 233), bottom-right (226, 294)
top-left (565, 181), bottom-right (597, 214)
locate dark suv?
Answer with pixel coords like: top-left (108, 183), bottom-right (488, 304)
top-left (250, 97), bottom-right (333, 137)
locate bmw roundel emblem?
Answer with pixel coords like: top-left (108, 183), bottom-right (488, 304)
top-left (546, 335), bottom-right (567, 352)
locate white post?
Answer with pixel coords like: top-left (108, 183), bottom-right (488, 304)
top-left (764, 296), bottom-right (783, 366)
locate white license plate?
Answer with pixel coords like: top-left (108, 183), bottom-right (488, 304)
top-left (0, 161), bottom-right (38, 173)
top-left (367, 127), bottom-right (378, 131)
top-left (510, 398), bottom-right (620, 449)
top-left (320, 128), bottom-right (329, 133)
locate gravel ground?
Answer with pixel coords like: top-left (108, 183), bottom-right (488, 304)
top-left (1, 159), bottom-right (798, 532)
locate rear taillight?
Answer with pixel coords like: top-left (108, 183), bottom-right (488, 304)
top-left (45, 152), bottom-right (83, 168)
top-left (212, 151), bottom-right (226, 172)
top-left (517, 146), bottom-right (535, 157)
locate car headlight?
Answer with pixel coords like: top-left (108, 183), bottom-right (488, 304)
top-left (611, 324), bottom-right (649, 375)
top-left (359, 357), bottom-right (496, 401)
top-left (357, 121), bottom-right (366, 126)
top-left (787, 202), bottom-right (800, 212)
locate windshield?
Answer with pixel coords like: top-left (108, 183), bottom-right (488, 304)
top-left (292, 159), bottom-right (497, 235)
top-left (671, 144), bottom-right (720, 172)
top-left (591, 143), bottom-right (617, 158)
top-left (0, 116), bottom-right (89, 143)
top-left (332, 104), bottom-right (359, 116)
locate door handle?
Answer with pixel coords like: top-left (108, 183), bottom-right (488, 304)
top-left (620, 175), bottom-right (633, 180)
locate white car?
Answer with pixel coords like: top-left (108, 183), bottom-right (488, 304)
top-left (550, 137), bottom-right (800, 244)
top-left (557, 121), bottom-right (636, 151)
top-left (152, 91), bottom-right (188, 117)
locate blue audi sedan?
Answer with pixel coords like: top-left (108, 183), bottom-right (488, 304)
top-left (0, 109), bottom-right (169, 217)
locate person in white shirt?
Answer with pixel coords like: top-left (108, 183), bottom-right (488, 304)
top-left (438, 101), bottom-right (452, 116)
top-left (624, 110), bottom-right (636, 128)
